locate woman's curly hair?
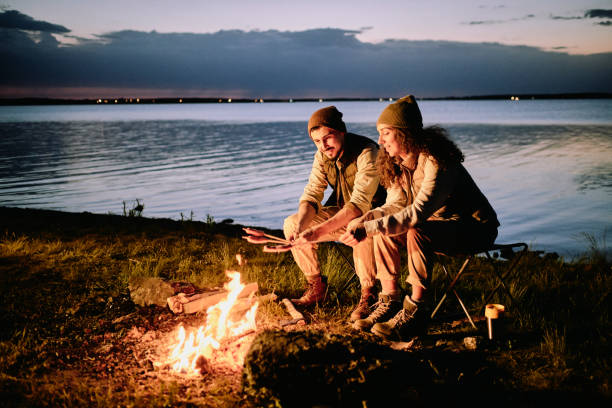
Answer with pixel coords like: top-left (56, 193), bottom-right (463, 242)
top-left (376, 125), bottom-right (464, 188)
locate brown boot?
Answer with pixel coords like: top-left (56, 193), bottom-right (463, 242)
top-left (349, 287), bottom-right (376, 322)
top-left (291, 275), bottom-right (327, 306)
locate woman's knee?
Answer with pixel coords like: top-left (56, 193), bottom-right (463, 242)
top-left (406, 226), bottom-right (425, 248)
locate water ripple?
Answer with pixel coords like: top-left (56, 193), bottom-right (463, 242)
top-left (1, 106), bottom-right (611, 255)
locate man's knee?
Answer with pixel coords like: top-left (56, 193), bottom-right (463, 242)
top-left (283, 213), bottom-right (298, 237)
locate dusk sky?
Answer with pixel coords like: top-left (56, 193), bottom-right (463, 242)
top-left (1, 0), bottom-right (611, 98)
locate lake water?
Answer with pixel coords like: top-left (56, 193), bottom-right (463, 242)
top-left (1, 100), bottom-right (611, 257)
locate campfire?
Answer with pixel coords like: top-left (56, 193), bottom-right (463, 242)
top-left (163, 271), bottom-right (259, 375)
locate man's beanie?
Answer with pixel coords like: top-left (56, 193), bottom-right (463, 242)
top-left (377, 95), bottom-right (423, 129)
top-left (308, 106), bottom-right (347, 135)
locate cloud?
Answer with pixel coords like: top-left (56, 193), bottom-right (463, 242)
top-left (0, 17), bottom-right (610, 99)
top-left (464, 14), bottom-right (535, 25)
top-left (0, 9), bottom-right (69, 33)
top-left (584, 9), bottom-right (612, 19)
top-left (585, 9), bottom-right (612, 26)
top-left (550, 15), bottom-right (582, 20)
top-left (466, 20), bottom-right (504, 25)
top-left (478, 5), bottom-right (505, 9)
top-left (551, 9), bottom-right (612, 22)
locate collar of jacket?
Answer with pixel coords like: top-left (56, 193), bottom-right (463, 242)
top-left (400, 152), bottom-right (418, 171)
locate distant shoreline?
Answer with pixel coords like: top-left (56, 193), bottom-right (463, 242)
top-left (0, 92), bottom-right (611, 106)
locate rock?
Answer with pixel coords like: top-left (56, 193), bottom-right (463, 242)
top-left (128, 277), bottom-right (174, 307)
top-left (463, 336), bottom-right (481, 350)
top-left (242, 330), bottom-right (506, 407)
top-left (242, 330), bottom-right (432, 406)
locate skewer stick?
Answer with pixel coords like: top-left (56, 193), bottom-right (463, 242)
top-left (262, 240), bottom-right (328, 253)
top-left (243, 228), bottom-right (289, 244)
top-left (242, 235), bottom-right (288, 245)
top-left (264, 234), bottom-right (289, 244)
top-left (263, 235), bottom-right (289, 244)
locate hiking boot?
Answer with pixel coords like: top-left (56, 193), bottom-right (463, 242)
top-left (291, 275), bottom-right (327, 306)
top-left (349, 287), bottom-right (377, 322)
top-left (352, 293), bottom-right (402, 331)
top-left (370, 296), bottom-right (427, 340)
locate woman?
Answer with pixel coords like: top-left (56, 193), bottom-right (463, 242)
top-left (340, 95), bottom-right (499, 340)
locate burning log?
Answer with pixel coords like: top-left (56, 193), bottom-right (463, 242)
top-left (164, 272), bottom-right (261, 374)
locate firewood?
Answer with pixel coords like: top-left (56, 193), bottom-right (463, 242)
top-left (281, 298), bottom-right (305, 324)
top-left (167, 282), bottom-right (259, 314)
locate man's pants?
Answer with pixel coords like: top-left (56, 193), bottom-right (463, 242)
top-left (283, 206), bottom-right (376, 289)
top-left (373, 220), bottom-right (498, 290)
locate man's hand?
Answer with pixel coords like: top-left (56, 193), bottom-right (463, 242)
top-left (287, 202), bottom-right (317, 241)
top-left (339, 226), bottom-right (366, 247)
top-left (293, 227), bottom-right (321, 246)
top-left (286, 224), bottom-right (301, 242)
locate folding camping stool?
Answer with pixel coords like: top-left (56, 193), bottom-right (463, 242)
top-left (330, 241), bottom-right (359, 297)
top-left (430, 242), bottom-right (528, 329)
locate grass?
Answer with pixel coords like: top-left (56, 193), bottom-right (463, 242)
top-left (0, 206), bottom-right (610, 407)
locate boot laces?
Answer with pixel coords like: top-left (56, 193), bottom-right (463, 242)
top-left (389, 307), bottom-right (415, 327)
top-left (368, 299), bottom-right (393, 320)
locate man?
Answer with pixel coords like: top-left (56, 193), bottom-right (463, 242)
top-left (284, 105), bottom-right (386, 321)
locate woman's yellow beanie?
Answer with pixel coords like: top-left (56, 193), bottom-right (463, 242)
top-left (377, 95), bottom-right (423, 129)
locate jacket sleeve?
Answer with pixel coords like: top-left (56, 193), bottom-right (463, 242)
top-left (359, 183), bottom-right (407, 222)
top-left (299, 152), bottom-right (328, 212)
top-left (364, 157), bottom-right (457, 236)
top-left (346, 146), bottom-right (381, 215)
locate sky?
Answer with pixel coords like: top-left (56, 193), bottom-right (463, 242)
top-left (1, 0), bottom-right (611, 99)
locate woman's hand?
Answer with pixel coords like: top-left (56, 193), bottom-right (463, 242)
top-left (345, 218), bottom-right (362, 234)
top-left (339, 226), bottom-right (366, 247)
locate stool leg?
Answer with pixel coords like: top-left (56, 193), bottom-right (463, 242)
top-left (451, 288), bottom-right (477, 328)
top-left (480, 245), bottom-right (527, 317)
top-left (480, 244), bottom-right (527, 312)
top-left (331, 242), bottom-right (358, 297)
top-left (431, 256), bottom-right (473, 324)
top-left (430, 265), bottom-right (450, 319)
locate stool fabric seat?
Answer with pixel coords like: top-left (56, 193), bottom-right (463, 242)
top-left (430, 242), bottom-right (528, 328)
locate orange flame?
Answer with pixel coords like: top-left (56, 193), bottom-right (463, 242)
top-left (167, 271), bottom-right (258, 374)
